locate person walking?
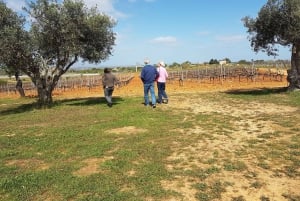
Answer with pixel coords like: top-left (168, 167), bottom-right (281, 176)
top-left (140, 59), bottom-right (158, 108)
top-left (16, 77), bottom-right (25, 97)
top-left (156, 61), bottom-right (168, 104)
top-left (102, 68), bottom-right (119, 107)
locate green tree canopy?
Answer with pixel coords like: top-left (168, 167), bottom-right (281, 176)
top-left (0, 0), bottom-right (29, 75)
top-left (242, 0), bottom-right (300, 90)
top-left (208, 59), bottom-right (218, 65)
top-left (0, 0), bottom-right (116, 105)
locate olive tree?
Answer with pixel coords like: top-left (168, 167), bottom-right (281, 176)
top-left (242, 0), bottom-right (300, 90)
top-left (0, 0), bottom-right (29, 96)
top-left (0, 0), bottom-right (116, 106)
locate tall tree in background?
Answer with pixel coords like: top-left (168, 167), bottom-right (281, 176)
top-left (0, 0), bottom-right (116, 106)
top-left (242, 0), bottom-right (300, 91)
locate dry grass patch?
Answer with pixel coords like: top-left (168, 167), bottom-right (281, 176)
top-left (5, 158), bottom-right (49, 171)
top-left (107, 126), bottom-right (147, 135)
top-left (73, 156), bottom-right (114, 177)
top-left (161, 176), bottom-right (198, 201)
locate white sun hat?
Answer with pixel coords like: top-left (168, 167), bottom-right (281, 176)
top-left (144, 59), bottom-right (150, 64)
top-left (159, 61), bottom-right (165, 67)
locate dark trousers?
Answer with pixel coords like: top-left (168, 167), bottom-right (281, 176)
top-left (104, 87), bottom-right (114, 104)
top-left (157, 82), bottom-right (168, 103)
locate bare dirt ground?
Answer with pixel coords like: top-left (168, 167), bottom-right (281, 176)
top-left (0, 73), bottom-right (289, 99)
top-left (160, 93), bottom-right (299, 201)
top-left (112, 73), bottom-right (289, 97)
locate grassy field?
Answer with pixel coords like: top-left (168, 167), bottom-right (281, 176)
top-left (0, 88), bottom-right (299, 201)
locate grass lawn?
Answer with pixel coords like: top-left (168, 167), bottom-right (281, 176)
top-left (0, 88), bottom-right (299, 201)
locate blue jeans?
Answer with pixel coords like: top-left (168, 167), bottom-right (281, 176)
top-left (143, 82), bottom-right (156, 106)
top-left (104, 87), bottom-right (114, 104)
top-left (157, 82), bottom-right (168, 103)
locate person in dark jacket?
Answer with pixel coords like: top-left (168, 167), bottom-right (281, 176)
top-left (102, 68), bottom-right (119, 107)
top-left (140, 59), bottom-right (158, 108)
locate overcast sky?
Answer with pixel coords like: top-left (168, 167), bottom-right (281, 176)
top-left (5, 0), bottom-right (291, 68)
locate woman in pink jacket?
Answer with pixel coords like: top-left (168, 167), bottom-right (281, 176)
top-left (156, 61), bottom-right (168, 104)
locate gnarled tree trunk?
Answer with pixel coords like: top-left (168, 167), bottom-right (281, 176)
top-left (15, 73), bottom-right (25, 97)
top-left (33, 72), bottom-right (61, 107)
top-left (35, 77), bottom-right (54, 106)
top-left (16, 82), bottom-right (25, 97)
top-left (287, 44), bottom-right (300, 91)
top-left (29, 56), bottom-right (63, 107)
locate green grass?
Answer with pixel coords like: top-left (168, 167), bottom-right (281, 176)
top-left (0, 89), bottom-right (300, 200)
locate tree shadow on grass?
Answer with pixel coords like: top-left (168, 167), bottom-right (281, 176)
top-left (0, 96), bottom-right (124, 116)
top-left (0, 101), bottom-right (38, 115)
top-left (62, 96), bottom-right (124, 106)
top-left (224, 87), bottom-right (288, 96)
